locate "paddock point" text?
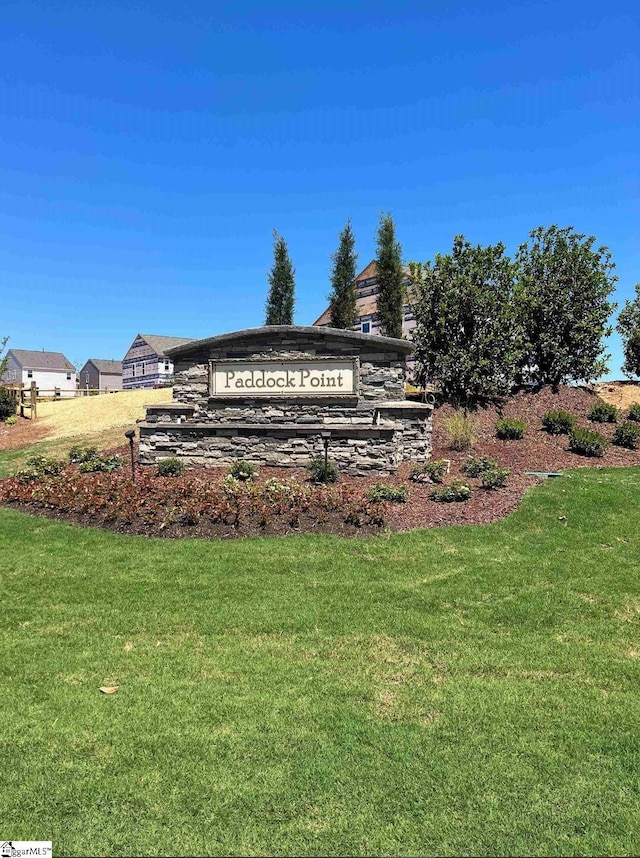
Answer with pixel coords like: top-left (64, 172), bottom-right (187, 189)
top-left (211, 359), bottom-right (357, 397)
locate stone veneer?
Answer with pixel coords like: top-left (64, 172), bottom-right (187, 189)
top-left (138, 326), bottom-right (432, 475)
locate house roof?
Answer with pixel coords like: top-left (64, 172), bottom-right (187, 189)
top-left (8, 349), bottom-right (75, 372)
top-left (165, 325), bottom-right (414, 359)
top-left (139, 334), bottom-right (194, 357)
top-left (313, 260), bottom-right (416, 327)
top-left (84, 359), bottom-right (123, 375)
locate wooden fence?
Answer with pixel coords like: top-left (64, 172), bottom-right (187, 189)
top-left (5, 382), bottom-right (38, 419)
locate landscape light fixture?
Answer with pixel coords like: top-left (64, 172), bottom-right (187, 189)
top-left (320, 430), bottom-right (331, 473)
top-left (124, 428), bottom-right (136, 479)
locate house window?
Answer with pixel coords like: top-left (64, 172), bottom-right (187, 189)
top-left (66, 373), bottom-right (71, 380)
top-left (164, 362), bottom-right (170, 372)
top-left (27, 370), bottom-right (33, 378)
top-left (361, 322), bottom-right (371, 334)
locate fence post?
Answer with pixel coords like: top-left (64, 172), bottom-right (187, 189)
top-left (30, 381), bottom-right (37, 420)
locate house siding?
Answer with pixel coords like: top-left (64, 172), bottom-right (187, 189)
top-left (122, 336), bottom-right (175, 390)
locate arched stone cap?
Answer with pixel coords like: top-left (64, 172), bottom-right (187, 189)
top-left (164, 325), bottom-right (414, 359)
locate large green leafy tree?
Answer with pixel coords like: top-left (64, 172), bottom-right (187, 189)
top-left (327, 220), bottom-right (358, 329)
top-left (617, 284), bottom-right (640, 379)
top-left (411, 236), bottom-right (522, 407)
top-left (375, 213), bottom-right (405, 339)
top-left (265, 231), bottom-right (296, 325)
top-left (516, 226), bottom-right (617, 386)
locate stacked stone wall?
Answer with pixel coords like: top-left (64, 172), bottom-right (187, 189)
top-left (139, 330), bottom-right (432, 475)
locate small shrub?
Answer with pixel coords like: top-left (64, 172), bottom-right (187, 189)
top-left (306, 457), bottom-right (338, 484)
top-left (569, 428), bottom-right (608, 457)
top-left (462, 456), bottom-right (497, 477)
top-left (541, 410), bottom-right (576, 435)
top-left (157, 457), bottom-right (185, 477)
top-left (444, 411), bottom-right (475, 451)
top-left (5, 415), bottom-right (17, 426)
top-left (627, 403), bottom-right (640, 422)
top-left (588, 401), bottom-right (618, 423)
top-left (480, 466), bottom-right (510, 489)
top-left (431, 479), bottom-right (472, 503)
top-left (612, 421), bottom-right (640, 450)
top-left (79, 454), bottom-right (122, 473)
top-left (228, 460), bottom-right (258, 482)
top-left (69, 446), bottom-right (99, 464)
top-left (367, 483), bottom-right (408, 503)
top-left (0, 387), bottom-right (16, 421)
top-left (496, 418), bottom-right (526, 440)
top-left (26, 455), bottom-right (65, 475)
top-left (408, 460), bottom-right (448, 484)
top-left (17, 455), bottom-right (65, 480)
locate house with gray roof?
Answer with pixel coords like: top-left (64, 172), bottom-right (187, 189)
top-left (122, 334), bottom-right (193, 390)
top-left (1, 349), bottom-right (77, 398)
top-left (78, 358), bottom-right (123, 393)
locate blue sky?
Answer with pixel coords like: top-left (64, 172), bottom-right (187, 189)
top-left (1, 0), bottom-right (638, 377)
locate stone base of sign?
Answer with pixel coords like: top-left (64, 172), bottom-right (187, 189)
top-left (138, 326), bottom-right (433, 475)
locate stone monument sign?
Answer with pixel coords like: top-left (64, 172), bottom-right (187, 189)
top-left (139, 326), bottom-right (433, 475)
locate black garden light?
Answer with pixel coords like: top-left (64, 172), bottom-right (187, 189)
top-left (124, 428), bottom-right (136, 479)
top-left (320, 430), bottom-right (331, 474)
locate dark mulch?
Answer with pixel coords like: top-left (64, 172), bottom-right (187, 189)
top-left (2, 386), bottom-right (639, 538)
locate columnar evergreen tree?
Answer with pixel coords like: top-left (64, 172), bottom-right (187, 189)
top-left (516, 226), bottom-right (618, 387)
top-left (375, 213), bottom-right (405, 339)
top-left (411, 236), bottom-right (522, 407)
top-left (265, 231), bottom-right (296, 325)
top-left (617, 284), bottom-right (640, 378)
top-left (327, 220), bottom-right (358, 329)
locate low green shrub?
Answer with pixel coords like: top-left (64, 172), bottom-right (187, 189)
top-left (69, 446), bottom-right (99, 464)
top-left (588, 401), bottom-right (618, 423)
top-left (306, 457), bottom-right (338, 484)
top-left (0, 387), bottom-right (16, 421)
top-left (541, 410), bottom-right (576, 435)
top-left (79, 454), bottom-right (122, 473)
top-left (569, 428), bottom-right (608, 457)
top-left (627, 403), bottom-right (640, 422)
top-left (408, 460), bottom-right (448, 484)
top-left (431, 479), bottom-right (472, 503)
top-left (480, 466), bottom-right (511, 489)
top-left (5, 415), bottom-right (17, 426)
top-left (496, 418), bottom-right (526, 440)
top-left (462, 456), bottom-right (496, 477)
top-left (16, 455), bottom-right (65, 481)
top-left (157, 457), bottom-right (185, 477)
top-left (443, 411), bottom-right (475, 451)
top-left (228, 460), bottom-right (258, 481)
top-left (612, 421), bottom-right (640, 450)
top-left (367, 483), bottom-right (408, 503)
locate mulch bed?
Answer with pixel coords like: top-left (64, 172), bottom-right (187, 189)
top-left (0, 415), bottom-right (49, 450)
top-left (2, 386), bottom-right (639, 539)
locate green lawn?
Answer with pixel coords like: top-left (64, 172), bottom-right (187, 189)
top-left (1, 468), bottom-right (640, 856)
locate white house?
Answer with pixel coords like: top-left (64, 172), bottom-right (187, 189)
top-left (2, 349), bottom-right (77, 398)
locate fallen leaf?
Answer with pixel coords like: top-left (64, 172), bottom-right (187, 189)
top-left (99, 686), bottom-right (119, 694)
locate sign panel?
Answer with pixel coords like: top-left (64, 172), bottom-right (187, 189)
top-left (211, 359), bottom-right (357, 397)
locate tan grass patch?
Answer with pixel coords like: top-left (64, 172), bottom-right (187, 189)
top-left (594, 382), bottom-right (640, 410)
top-left (36, 388), bottom-right (172, 440)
